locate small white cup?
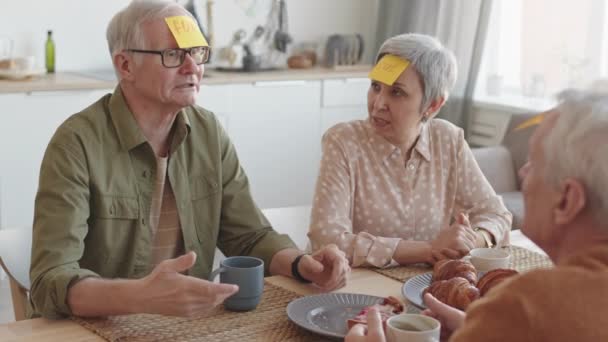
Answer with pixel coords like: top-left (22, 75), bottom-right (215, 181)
top-left (386, 314), bottom-right (440, 342)
top-left (470, 248), bottom-right (511, 272)
top-left (12, 56), bottom-right (35, 71)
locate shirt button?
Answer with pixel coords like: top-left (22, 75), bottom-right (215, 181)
top-left (141, 218), bottom-right (146, 226)
top-left (408, 164), bottom-right (415, 170)
top-left (142, 170), bottom-right (149, 178)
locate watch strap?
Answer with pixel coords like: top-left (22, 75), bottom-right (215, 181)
top-left (291, 254), bottom-right (312, 283)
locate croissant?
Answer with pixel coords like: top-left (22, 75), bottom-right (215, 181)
top-left (424, 277), bottom-right (480, 310)
top-left (432, 259), bottom-right (478, 285)
top-left (477, 269), bottom-right (519, 296)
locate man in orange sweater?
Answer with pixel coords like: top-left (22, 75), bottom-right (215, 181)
top-left (346, 86), bottom-right (608, 341)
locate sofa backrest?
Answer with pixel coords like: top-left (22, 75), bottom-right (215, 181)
top-left (501, 113), bottom-right (538, 190)
top-left (471, 145), bottom-right (518, 194)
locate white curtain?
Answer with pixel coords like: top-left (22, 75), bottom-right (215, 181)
top-left (374, 0), bottom-right (493, 131)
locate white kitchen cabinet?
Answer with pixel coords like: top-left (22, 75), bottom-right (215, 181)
top-left (321, 78), bottom-right (369, 132)
top-left (198, 84), bottom-right (232, 130)
top-left (226, 80), bottom-right (322, 209)
top-left (0, 89), bottom-right (112, 228)
top-left (209, 78), bottom-right (368, 209)
top-left (322, 78), bottom-right (369, 107)
top-left (321, 106), bottom-right (368, 133)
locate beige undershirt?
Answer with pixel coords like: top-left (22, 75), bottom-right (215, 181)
top-left (149, 156), bottom-right (184, 267)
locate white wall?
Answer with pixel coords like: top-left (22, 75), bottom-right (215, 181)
top-left (0, 0), bottom-right (379, 71)
top-left (0, 0), bottom-right (127, 71)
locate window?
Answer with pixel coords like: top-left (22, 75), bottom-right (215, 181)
top-left (475, 0), bottom-right (608, 106)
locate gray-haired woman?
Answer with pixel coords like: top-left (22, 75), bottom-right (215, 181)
top-left (308, 33), bottom-right (512, 267)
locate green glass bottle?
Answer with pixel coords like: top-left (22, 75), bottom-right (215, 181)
top-left (45, 30), bottom-right (55, 73)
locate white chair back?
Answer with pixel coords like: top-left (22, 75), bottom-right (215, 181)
top-left (262, 206), bottom-right (312, 251)
top-left (0, 227), bottom-right (32, 321)
top-left (212, 206), bottom-right (312, 271)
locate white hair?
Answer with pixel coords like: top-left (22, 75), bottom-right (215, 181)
top-left (543, 83), bottom-right (608, 223)
top-left (106, 0), bottom-right (192, 57)
top-left (375, 33), bottom-right (457, 111)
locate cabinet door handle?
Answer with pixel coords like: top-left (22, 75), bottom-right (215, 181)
top-left (254, 80), bottom-right (308, 87)
top-left (26, 90), bottom-right (108, 97)
top-left (345, 78), bottom-right (369, 84)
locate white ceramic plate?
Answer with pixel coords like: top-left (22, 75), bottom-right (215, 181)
top-left (0, 68), bottom-right (46, 80)
top-left (286, 293), bottom-right (385, 339)
top-left (402, 272), bottom-right (433, 309)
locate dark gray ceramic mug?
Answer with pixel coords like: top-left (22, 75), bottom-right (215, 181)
top-left (209, 256), bottom-right (264, 311)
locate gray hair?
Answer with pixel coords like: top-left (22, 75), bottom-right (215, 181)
top-left (106, 0), bottom-right (192, 57)
top-left (375, 33), bottom-right (457, 111)
top-left (543, 84), bottom-right (608, 223)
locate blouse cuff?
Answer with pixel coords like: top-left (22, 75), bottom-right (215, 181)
top-left (363, 237), bottom-right (401, 268)
top-left (474, 221), bottom-right (510, 247)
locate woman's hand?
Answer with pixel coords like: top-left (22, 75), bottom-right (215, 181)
top-left (430, 213), bottom-right (477, 261)
top-left (422, 293), bottom-right (466, 340)
top-left (345, 308), bottom-right (387, 342)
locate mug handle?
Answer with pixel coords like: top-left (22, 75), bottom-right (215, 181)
top-left (209, 266), bottom-right (226, 281)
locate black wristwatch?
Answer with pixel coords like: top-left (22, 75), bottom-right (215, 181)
top-left (291, 254), bottom-right (312, 283)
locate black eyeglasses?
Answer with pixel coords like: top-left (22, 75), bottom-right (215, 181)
top-left (125, 46), bottom-right (210, 68)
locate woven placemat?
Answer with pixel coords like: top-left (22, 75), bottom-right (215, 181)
top-left (507, 245), bottom-right (553, 272)
top-left (72, 281), bottom-right (325, 342)
top-left (372, 245), bottom-right (553, 283)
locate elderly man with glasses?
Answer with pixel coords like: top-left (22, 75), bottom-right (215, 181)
top-left (29, 0), bottom-right (350, 319)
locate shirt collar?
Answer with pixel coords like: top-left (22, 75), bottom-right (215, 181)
top-left (109, 86), bottom-right (191, 152)
top-left (560, 244), bottom-right (608, 268)
top-left (416, 123), bottom-right (431, 162)
top-left (170, 108), bottom-right (191, 152)
top-left (364, 119), bottom-right (431, 162)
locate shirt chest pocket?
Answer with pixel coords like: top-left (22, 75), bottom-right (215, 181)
top-left (91, 195), bottom-right (140, 220)
top-left (191, 175), bottom-right (220, 200)
top-left (190, 175), bottom-right (221, 245)
top-left (84, 195), bottom-right (140, 268)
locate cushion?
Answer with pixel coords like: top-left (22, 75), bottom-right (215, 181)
top-left (472, 146), bottom-right (518, 193)
top-left (502, 113), bottom-right (539, 189)
top-left (500, 191), bottom-right (524, 230)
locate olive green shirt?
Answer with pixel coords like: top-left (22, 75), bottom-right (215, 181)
top-left (29, 87), bottom-right (296, 319)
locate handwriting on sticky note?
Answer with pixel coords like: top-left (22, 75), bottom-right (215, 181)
top-left (380, 62), bottom-right (399, 73)
top-left (368, 55), bottom-right (410, 85)
top-left (164, 16), bottom-right (208, 48)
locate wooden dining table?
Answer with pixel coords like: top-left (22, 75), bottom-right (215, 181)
top-left (0, 230), bottom-right (543, 341)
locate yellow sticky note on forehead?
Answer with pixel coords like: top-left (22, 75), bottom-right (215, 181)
top-left (164, 16), bottom-right (208, 48)
top-left (368, 55), bottom-right (410, 85)
top-left (514, 113), bottom-right (545, 131)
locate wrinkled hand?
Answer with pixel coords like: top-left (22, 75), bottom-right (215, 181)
top-left (298, 244), bottom-right (351, 291)
top-left (422, 293), bottom-right (466, 340)
top-left (136, 251), bottom-right (239, 316)
top-left (430, 213), bottom-right (477, 262)
top-left (345, 308), bottom-right (387, 342)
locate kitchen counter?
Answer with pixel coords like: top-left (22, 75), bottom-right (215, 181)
top-left (0, 65), bottom-right (371, 94)
top-left (0, 72), bottom-right (116, 94)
